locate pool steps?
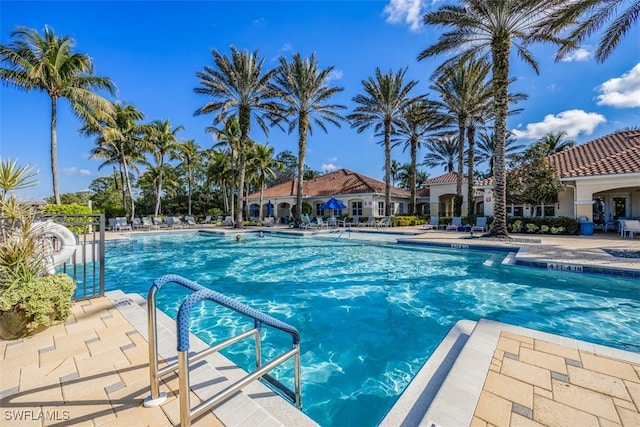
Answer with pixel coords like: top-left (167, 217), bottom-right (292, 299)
top-left (106, 290), bottom-right (317, 427)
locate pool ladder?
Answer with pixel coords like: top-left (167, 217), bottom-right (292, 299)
top-left (144, 274), bottom-right (302, 427)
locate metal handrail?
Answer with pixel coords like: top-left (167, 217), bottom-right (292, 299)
top-left (144, 274), bottom-right (301, 427)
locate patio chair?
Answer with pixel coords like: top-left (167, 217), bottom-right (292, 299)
top-left (446, 217), bottom-right (462, 231)
top-left (358, 217), bottom-right (376, 227)
top-left (221, 216), bottom-right (235, 227)
top-left (166, 216), bottom-right (184, 229)
top-left (142, 217), bottom-right (159, 230)
top-left (184, 215), bottom-right (197, 228)
top-left (107, 218), bottom-right (118, 231)
top-left (315, 217), bottom-right (329, 228)
top-left (375, 216), bottom-right (391, 228)
top-left (621, 219), bottom-right (640, 238)
top-left (300, 214), bottom-right (318, 230)
top-left (132, 217), bottom-right (144, 230)
top-left (153, 217), bottom-right (168, 228)
top-left (115, 217), bottom-right (132, 232)
top-left (201, 215), bottom-right (213, 224)
top-left (262, 217), bottom-right (276, 227)
top-left (471, 217), bottom-right (488, 233)
top-left (422, 216), bottom-right (440, 230)
top-left (341, 215), bottom-right (359, 228)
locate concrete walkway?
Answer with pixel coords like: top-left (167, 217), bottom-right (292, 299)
top-left (2, 226), bottom-right (638, 426)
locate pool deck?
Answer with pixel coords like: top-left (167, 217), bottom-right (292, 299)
top-left (1, 225), bottom-right (639, 426)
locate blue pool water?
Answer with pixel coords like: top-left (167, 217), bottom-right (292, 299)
top-left (104, 231), bottom-right (640, 426)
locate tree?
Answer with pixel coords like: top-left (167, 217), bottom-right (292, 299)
top-left (420, 0), bottom-right (566, 237)
top-left (423, 135), bottom-right (458, 173)
top-left (207, 149), bottom-right (234, 215)
top-left (194, 46), bottom-right (282, 228)
top-left (0, 25), bottom-right (116, 204)
top-left (537, 131), bottom-right (576, 154)
top-left (506, 141), bottom-right (565, 216)
top-left (273, 150), bottom-right (299, 185)
top-left (250, 143), bottom-right (281, 219)
top-left (349, 67), bottom-right (419, 216)
top-left (394, 99), bottom-right (440, 214)
top-left (546, 0), bottom-right (640, 63)
top-left (84, 102), bottom-right (145, 220)
top-left (143, 120), bottom-right (184, 216)
top-left (387, 160), bottom-right (401, 186)
top-left (475, 131), bottom-right (524, 176)
top-left (173, 139), bottom-right (203, 216)
top-left (270, 52), bottom-right (345, 226)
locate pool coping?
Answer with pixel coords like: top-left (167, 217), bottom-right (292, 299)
top-left (382, 319), bottom-right (640, 427)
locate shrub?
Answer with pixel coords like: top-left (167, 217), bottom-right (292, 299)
top-left (526, 223), bottom-right (539, 233)
top-left (40, 203), bottom-right (93, 234)
top-left (510, 220), bottom-right (523, 233)
top-left (0, 273), bottom-right (76, 334)
top-left (506, 216), bottom-right (578, 235)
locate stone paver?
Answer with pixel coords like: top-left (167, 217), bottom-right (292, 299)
top-left (473, 332), bottom-right (640, 427)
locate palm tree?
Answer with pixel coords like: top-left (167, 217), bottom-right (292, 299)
top-left (387, 160), bottom-right (401, 186)
top-left (393, 99), bottom-right (440, 214)
top-left (0, 26), bottom-right (116, 204)
top-left (269, 52), bottom-right (345, 226)
top-left (207, 149), bottom-right (234, 215)
top-left (250, 143), bottom-right (282, 219)
top-left (431, 56), bottom-right (495, 216)
top-left (143, 120), bottom-right (184, 216)
top-left (194, 46), bottom-right (282, 228)
top-left (209, 116), bottom-right (242, 218)
top-left (173, 139), bottom-right (203, 216)
top-left (537, 131), bottom-right (576, 154)
top-left (545, 0), bottom-right (640, 62)
top-left (475, 131), bottom-right (525, 176)
top-left (349, 67), bottom-right (419, 216)
top-left (423, 135), bottom-right (458, 173)
top-left (420, 0), bottom-right (566, 237)
top-left (84, 102), bottom-right (144, 220)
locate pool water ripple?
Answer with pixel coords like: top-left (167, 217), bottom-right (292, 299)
top-left (104, 232), bottom-right (640, 427)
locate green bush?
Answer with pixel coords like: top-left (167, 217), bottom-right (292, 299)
top-left (0, 273), bottom-right (76, 333)
top-left (40, 203), bottom-right (93, 234)
top-left (506, 216), bottom-right (578, 235)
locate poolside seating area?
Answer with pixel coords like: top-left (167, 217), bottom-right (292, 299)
top-left (620, 219), bottom-right (640, 238)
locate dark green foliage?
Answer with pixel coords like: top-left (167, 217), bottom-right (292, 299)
top-left (507, 216), bottom-right (578, 235)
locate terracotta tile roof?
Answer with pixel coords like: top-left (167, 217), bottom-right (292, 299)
top-left (426, 172), bottom-right (468, 184)
top-left (249, 168), bottom-right (411, 198)
top-left (548, 130), bottom-right (640, 177)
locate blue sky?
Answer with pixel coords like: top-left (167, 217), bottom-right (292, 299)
top-left (2, 0), bottom-right (639, 200)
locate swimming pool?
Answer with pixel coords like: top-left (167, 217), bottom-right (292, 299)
top-left (104, 231), bottom-right (640, 426)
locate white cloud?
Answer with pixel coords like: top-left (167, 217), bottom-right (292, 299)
top-left (327, 69), bottom-right (343, 82)
top-left (327, 156), bottom-right (338, 162)
top-left (559, 47), bottom-right (592, 62)
top-left (280, 43), bottom-right (292, 52)
top-left (511, 109), bottom-right (606, 140)
top-left (596, 63), bottom-right (640, 108)
top-left (63, 167), bottom-right (91, 176)
top-left (321, 163), bottom-right (338, 173)
top-left (383, 0), bottom-right (427, 32)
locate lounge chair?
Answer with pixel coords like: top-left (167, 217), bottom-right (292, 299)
top-left (341, 215), bottom-right (359, 228)
top-left (300, 214), bottom-right (318, 230)
top-left (184, 215), bottom-right (197, 228)
top-left (221, 216), bottom-right (234, 227)
top-left (262, 217), bottom-right (276, 227)
top-left (115, 217), bottom-right (132, 231)
top-left (142, 217), bottom-right (159, 230)
top-left (358, 217), bottom-right (376, 227)
top-left (201, 215), bottom-right (213, 224)
top-left (166, 216), bottom-right (184, 229)
top-left (132, 217), bottom-right (144, 230)
top-left (315, 217), bottom-right (329, 228)
top-left (471, 217), bottom-right (487, 233)
top-left (376, 216), bottom-right (391, 228)
top-left (107, 218), bottom-right (118, 231)
top-left (153, 217), bottom-right (168, 228)
top-left (422, 216), bottom-right (440, 230)
top-left (446, 217), bottom-right (462, 231)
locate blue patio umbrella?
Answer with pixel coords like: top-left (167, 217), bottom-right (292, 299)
top-left (267, 200), bottom-right (274, 216)
top-left (321, 197), bottom-right (347, 210)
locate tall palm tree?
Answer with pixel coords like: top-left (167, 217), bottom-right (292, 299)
top-left (349, 67), bottom-right (419, 216)
top-left (83, 102), bottom-right (144, 220)
top-left (393, 99), bottom-right (440, 214)
top-left (207, 149), bottom-right (233, 215)
top-left (387, 159), bottom-right (401, 187)
top-left (269, 52), bottom-right (345, 226)
top-left (173, 139), bottom-right (203, 216)
top-left (423, 135), bottom-right (458, 173)
top-left (194, 46), bottom-right (282, 228)
top-left (420, 0), bottom-right (566, 237)
top-left (250, 143), bottom-right (281, 219)
top-left (0, 25), bottom-right (116, 204)
top-left (475, 130), bottom-right (524, 176)
top-left (143, 120), bottom-right (184, 216)
top-left (537, 131), bottom-right (576, 154)
top-left (545, 0), bottom-right (640, 62)
top-left (431, 56), bottom-right (493, 216)
top-left (209, 116), bottom-right (242, 218)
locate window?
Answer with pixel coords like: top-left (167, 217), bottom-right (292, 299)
top-left (398, 203), bottom-right (404, 214)
top-left (534, 206), bottom-right (556, 217)
top-left (351, 201), bottom-right (362, 216)
top-left (378, 201), bottom-right (385, 216)
top-left (315, 203), bottom-right (323, 217)
top-left (513, 206), bottom-right (524, 217)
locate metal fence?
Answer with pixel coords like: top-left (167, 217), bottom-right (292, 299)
top-left (37, 214), bottom-right (106, 300)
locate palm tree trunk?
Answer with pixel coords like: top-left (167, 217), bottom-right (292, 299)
top-left (123, 160), bottom-right (136, 221)
top-left (489, 38), bottom-right (511, 238)
top-left (154, 169), bottom-right (163, 217)
top-left (236, 152), bottom-right (246, 228)
top-left (50, 96), bottom-right (61, 205)
top-left (295, 113), bottom-right (309, 226)
top-left (119, 163), bottom-right (127, 211)
top-left (384, 121), bottom-right (392, 217)
top-left (187, 168), bottom-right (192, 216)
top-left (410, 136), bottom-right (418, 215)
top-left (467, 125), bottom-right (476, 218)
top-left (455, 119), bottom-right (465, 217)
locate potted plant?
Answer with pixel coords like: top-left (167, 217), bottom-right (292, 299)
top-left (0, 159), bottom-right (76, 339)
